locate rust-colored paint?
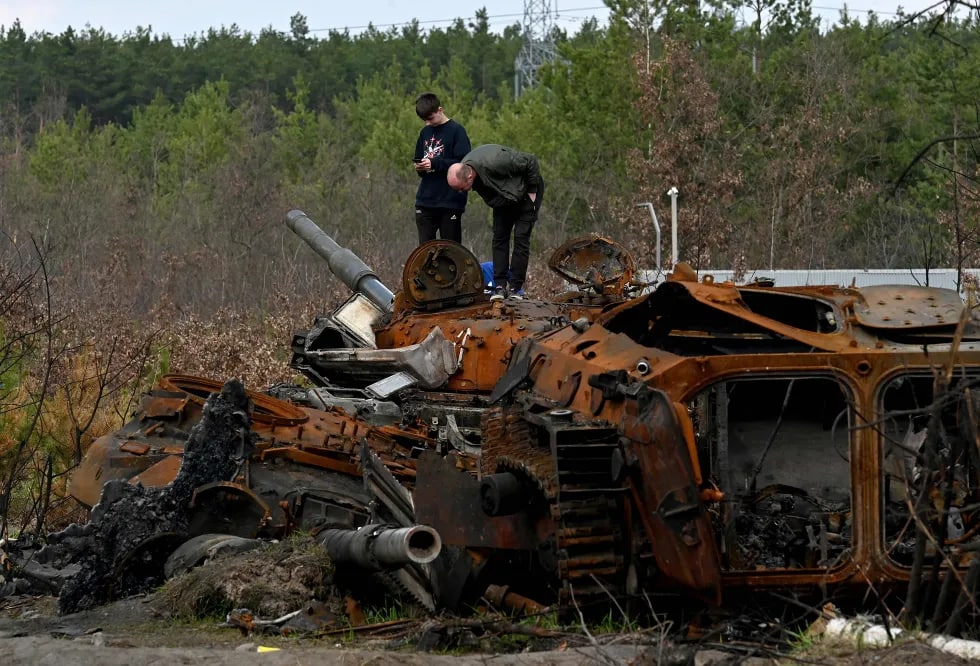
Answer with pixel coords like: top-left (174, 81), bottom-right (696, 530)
top-left (375, 300), bottom-right (600, 393)
top-left (259, 447), bottom-right (362, 476)
top-left (129, 455), bottom-right (183, 489)
top-left (119, 441), bottom-right (151, 455)
top-left (484, 584), bottom-right (549, 615)
top-left (621, 388), bottom-right (721, 602)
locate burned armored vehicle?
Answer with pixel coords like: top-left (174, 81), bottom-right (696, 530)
top-left (65, 209), bottom-right (980, 621)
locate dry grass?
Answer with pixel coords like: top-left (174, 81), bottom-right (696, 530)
top-left (0, 254), bottom-right (331, 535)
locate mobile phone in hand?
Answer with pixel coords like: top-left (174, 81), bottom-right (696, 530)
top-left (413, 158), bottom-right (423, 163)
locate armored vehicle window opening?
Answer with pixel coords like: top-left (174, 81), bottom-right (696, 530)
top-left (736, 288), bottom-right (840, 334)
top-left (604, 292), bottom-right (814, 356)
top-left (688, 374), bottom-right (854, 573)
top-left (879, 371), bottom-right (980, 568)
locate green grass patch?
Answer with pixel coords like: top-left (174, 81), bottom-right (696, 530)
top-left (593, 609), bottom-right (635, 634)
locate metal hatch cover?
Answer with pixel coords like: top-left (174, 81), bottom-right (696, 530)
top-left (401, 240), bottom-right (485, 310)
top-left (548, 234), bottom-right (636, 295)
top-left (853, 285), bottom-right (964, 329)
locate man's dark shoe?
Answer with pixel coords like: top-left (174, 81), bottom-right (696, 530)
top-left (490, 287), bottom-right (506, 302)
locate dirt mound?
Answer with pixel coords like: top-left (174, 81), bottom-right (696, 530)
top-left (160, 534), bottom-right (342, 622)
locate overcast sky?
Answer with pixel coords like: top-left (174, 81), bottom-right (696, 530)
top-left (0, 1), bottom-right (953, 40)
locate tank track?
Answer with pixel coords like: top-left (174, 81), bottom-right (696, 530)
top-left (481, 405), bottom-right (626, 610)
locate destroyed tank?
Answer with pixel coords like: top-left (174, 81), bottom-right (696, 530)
top-left (63, 210), bottom-right (640, 611)
top-left (68, 209), bottom-right (980, 622)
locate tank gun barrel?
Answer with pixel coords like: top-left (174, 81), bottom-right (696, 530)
top-left (316, 524), bottom-right (441, 569)
top-left (286, 209), bottom-right (394, 313)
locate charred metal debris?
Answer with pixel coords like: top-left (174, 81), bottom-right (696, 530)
top-left (7, 209), bottom-right (980, 636)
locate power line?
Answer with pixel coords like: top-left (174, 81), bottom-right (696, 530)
top-left (307, 2), bottom-right (953, 36)
top-left (163, 1), bottom-right (951, 44)
top-left (811, 3), bottom-right (943, 15)
top-left (307, 5), bottom-right (608, 34)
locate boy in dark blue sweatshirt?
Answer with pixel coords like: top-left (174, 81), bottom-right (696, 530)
top-left (413, 92), bottom-right (471, 244)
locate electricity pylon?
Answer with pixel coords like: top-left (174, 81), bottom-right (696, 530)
top-left (514, 0), bottom-right (558, 98)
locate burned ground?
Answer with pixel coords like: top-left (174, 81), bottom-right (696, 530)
top-left (0, 589), bottom-right (974, 665)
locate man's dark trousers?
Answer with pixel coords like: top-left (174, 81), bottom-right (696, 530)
top-left (491, 185), bottom-right (543, 293)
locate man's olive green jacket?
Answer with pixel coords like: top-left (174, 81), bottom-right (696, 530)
top-left (462, 144), bottom-right (541, 208)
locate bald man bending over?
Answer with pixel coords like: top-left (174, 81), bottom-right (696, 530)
top-left (448, 144), bottom-right (543, 300)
